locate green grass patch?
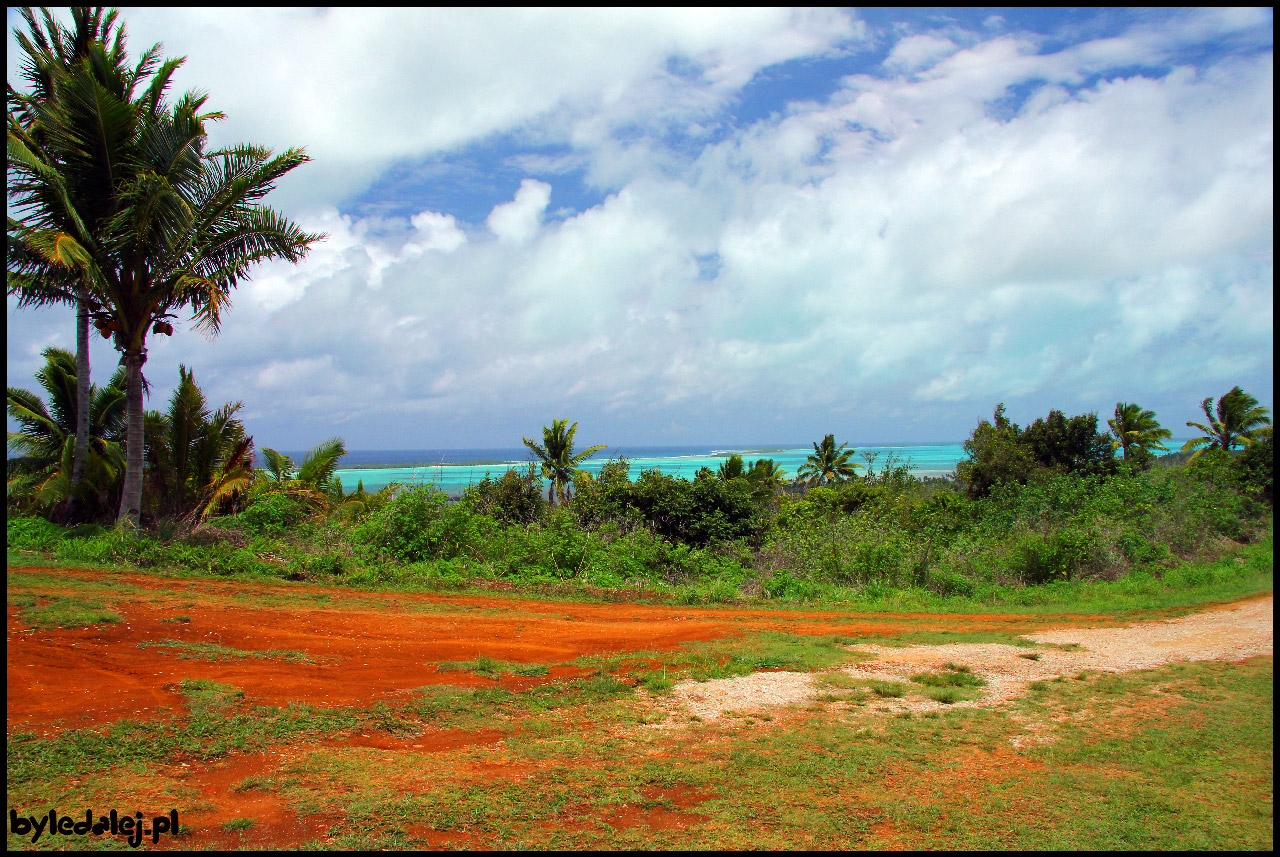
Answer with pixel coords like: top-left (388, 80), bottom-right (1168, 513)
top-left (12, 593), bottom-right (123, 629)
top-left (868, 680), bottom-right (906, 698)
top-left (910, 664), bottom-right (988, 689)
top-left (434, 655), bottom-right (551, 679)
top-left (137, 639), bottom-right (315, 663)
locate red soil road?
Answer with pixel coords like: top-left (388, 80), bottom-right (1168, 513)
top-left (8, 565), bottom-right (1083, 736)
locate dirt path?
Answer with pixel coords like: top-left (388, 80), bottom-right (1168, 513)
top-left (6, 564), bottom-right (1111, 735)
top-left (659, 594), bottom-right (1273, 721)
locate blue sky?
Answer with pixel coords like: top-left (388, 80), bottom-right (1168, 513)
top-left (6, 7), bottom-right (1274, 450)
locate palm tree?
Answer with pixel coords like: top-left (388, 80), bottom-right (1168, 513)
top-left (717, 454), bottom-right (746, 481)
top-left (253, 437), bottom-right (349, 513)
top-left (1183, 387), bottom-right (1272, 460)
top-left (7, 346), bottom-right (127, 518)
top-left (8, 8), bottom-right (128, 513)
top-left (1107, 402), bottom-right (1172, 461)
top-left (143, 365), bottom-right (254, 522)
top-left (7, 12), bottom-right (324, 526)
top-left (522, 419), bottom-right (605, 506)
top-left (796, 434), bottom-right (862, 488)
top-left (745, 458), bottom-right (787, 500)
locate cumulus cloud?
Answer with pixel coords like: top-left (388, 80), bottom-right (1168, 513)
top-left (487, 179), bottom-right (552, 244)
top-left (21, 7), bottom-right (862, 212)
top-left (6, 9), bottom-right (1272, 448)
top-left (883, 33), bottom-right (960, 72)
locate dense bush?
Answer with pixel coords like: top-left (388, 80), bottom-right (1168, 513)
top-left (350, 486), bottom-right (497, 563)
top-left (1232, 429), bottom-right (1273, 503)
top-left (238, 492), bottom-right (313, 536)
top-left (463, 466), bottom-right (547, 526)
top-left (957, 404), bottom-right (1117, 497)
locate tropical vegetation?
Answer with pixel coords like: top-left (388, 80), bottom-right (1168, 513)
top-left (1183, 386), bottom-right (1273, 460)
top-left (7, 5), bottom-right (323, 525)
top-left (7, 346), bottom-right (126, 519)
top-left (9, 374), bottom-right (1273, 608)
top-left (1108, 401), bottom-right (1173, 466)
top-left (796, 433), bottom-right (862, 487)
top-left (521, 419), bottom-right (606, 506)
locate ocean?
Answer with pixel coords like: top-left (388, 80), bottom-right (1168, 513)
top-left (263, 442), bottom-right (977, 496)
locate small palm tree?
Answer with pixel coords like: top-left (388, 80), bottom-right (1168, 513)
top-left (1107, 402), bottom-right (1172, 461)
top-left (7, 346), bottom-right (126, 518)
top-left (1183, 387), bottom-right (1272, 460)
top-left (745, 458), bottom-right (787, 500)
top-left (796, 434), bottom-right (862, 488)
top-left (522, 419), bottom-right (605, 506)
top-left (143, 365), bottom-right (254, 522)
top-left (717, 454), bottom-right (746, 481)
top-left (253, 437), bottom-right (349, 513)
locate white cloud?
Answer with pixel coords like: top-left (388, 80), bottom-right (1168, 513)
top-left (52, 7), bottom-right (863, 212)
top-left (6, 10), bottom-right (1272, 448)
top-left (883, 34), bottom-right (959, 72)
top-left (487, 179), bottom-right (552, 244)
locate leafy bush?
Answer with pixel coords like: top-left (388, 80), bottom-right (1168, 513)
top-left (351, 486), bottom-right (495, 563)
top-left (463, 466), bottom-right (547, 525)
top-left (957, 404), bottom-right (1117, 497)
top-left (7, 516), bottom-right (66, 551)
top-left (238, 492), bottom-right (313, 536)
top-left (1233, 429), bottom-right (1273, 503)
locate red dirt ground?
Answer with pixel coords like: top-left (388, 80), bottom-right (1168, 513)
top-left (6, 565), bottom-right (1075, 736)
top-left (7, 565), bottom-right (1270, 850)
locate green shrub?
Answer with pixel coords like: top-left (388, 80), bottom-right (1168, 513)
top-left (7, 516), bottom-right (66, 551)
top-left (239, 492), bottom-right (312, 536)
top-left (463, 467), bottom-right (547, 525)
top-left (351, 486), bottom-right (494, 563)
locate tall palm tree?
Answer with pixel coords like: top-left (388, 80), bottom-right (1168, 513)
top-left (1183, 386), bottom-right (1272, 460)
top-left (1107, 402), bottom-right (1172, 461)
top-left (8, 15), bottom-right (324, 525)
top-left (8, 7), bottom-right (128, 513)
top-left (796, 434), bottom-right (862, 488)
top-left (522, 419), bottom-right (605, 506)
top-left (7, 346), bottom-right (127, 518)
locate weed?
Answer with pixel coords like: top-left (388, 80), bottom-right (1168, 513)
top-left (910, 665), bottom-right (988, 688)
top-left (222, 817), bottom-right (255, 832)
top-left (14, 594), bottom-right (122, 628)
top-left (138, 639), bottom-right (314, 663)
top-left (435, 656), bottom-right (551, 679)
top-left (232, 776), bottom-right (272, 793)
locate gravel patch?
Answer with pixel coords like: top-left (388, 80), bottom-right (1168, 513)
top-left (654, 596), bottom-right (1273, 723)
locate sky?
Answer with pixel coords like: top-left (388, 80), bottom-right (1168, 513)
top-left (6, 7), bottom-right (1274, 450)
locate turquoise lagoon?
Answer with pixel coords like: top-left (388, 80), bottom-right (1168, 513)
top-left (296, 442), bottom-right (977, 497)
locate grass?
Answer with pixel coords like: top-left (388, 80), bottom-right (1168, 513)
top-left (868, 680), bottom-right (906, 698)
top-left (434, 655), bottom-right (550, 678)
top-left (8, 526), bottom-right (1273, 618)
top-left (10, 593), bottom-right (123, 628)
top-left (909, 664), bottom-right (988, 689)
top-left (136, 640), bottom-right (315, 663)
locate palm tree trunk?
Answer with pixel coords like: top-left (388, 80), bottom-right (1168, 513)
top-left (68, 298), bottom-right (92, 519)
top-left (117, 349), bottom-right (147, 526)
